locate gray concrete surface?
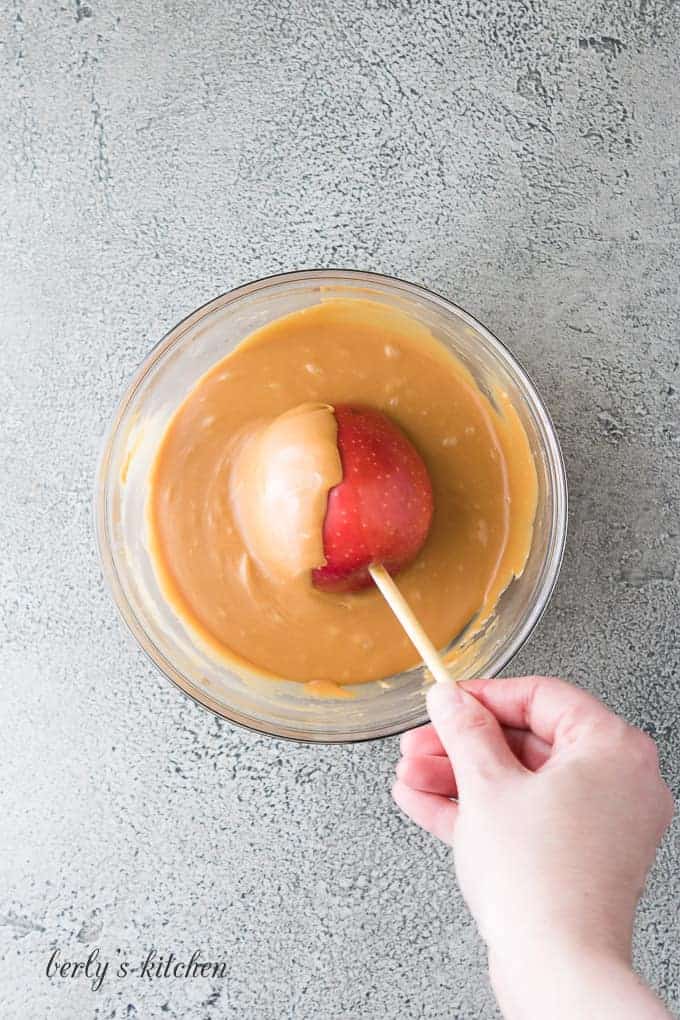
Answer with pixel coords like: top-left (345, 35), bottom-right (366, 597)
top-left (2, 1), bottom-right (679, 1017)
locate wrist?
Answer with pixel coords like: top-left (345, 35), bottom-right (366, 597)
top-left (484, 908), bottom-right (634, 979)
top-left (488, 941), bottom-right (669, 1020)
top-left (489, 937), bottom-right (629, 992)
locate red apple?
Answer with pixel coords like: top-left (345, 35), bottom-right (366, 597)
top-left (312, 405), bottom-right (434, 592)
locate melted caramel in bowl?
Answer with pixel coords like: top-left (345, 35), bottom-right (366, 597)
top-left (148, 299), bottom-right (537, 691)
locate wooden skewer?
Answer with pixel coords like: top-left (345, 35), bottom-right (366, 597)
top-left (368, 564), bottom-right (455, 685)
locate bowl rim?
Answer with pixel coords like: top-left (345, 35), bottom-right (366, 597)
top-left (95, 268), bottom-right (568, 744)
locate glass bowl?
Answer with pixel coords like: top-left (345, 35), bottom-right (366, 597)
top-left (95, 270), bottom-right (567, 743)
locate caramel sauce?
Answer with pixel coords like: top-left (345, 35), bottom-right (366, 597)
top-left (148, 299), bottom-right (537, 691)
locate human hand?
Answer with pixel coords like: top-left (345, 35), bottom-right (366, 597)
top-left (393, 676), bottom-right (674, 1019)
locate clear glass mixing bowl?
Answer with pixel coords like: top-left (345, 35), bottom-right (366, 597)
top-left (95, 270), bottom-right (567, 743)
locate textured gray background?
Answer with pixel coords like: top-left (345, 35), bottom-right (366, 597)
top-left (1, 1), bottom-right (679, 1018)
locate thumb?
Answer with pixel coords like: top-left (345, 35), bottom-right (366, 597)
top-left (426, 681), bottom-right (523, 792)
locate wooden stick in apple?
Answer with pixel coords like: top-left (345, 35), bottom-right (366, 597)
top-left (312, 405), bottom-right (455, 684)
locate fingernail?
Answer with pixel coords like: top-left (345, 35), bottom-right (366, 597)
top-left (427, 681), bottom-right (464, 719)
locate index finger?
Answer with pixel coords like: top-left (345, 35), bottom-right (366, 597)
top-left (456, 675), bottom-right (616, 746)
